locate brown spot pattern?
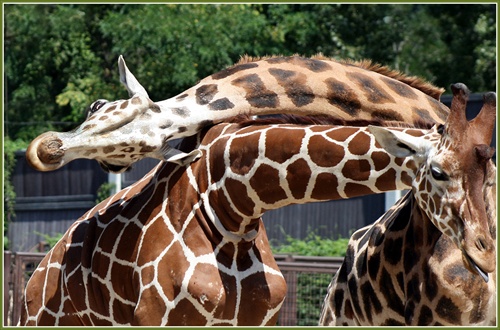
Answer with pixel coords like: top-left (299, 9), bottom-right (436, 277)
top-left (311, 173), bottom-right (340, 200)
top-left (103, 146), bottom-right (115, 154)
top-left (224, 178), bottom-right (256, 218)
top-left (231, 74), bottom-right (279, 108)
top-left (104, 105), bottom-right (117, 113)
top-left (308, 135), bottom-right (345, 167)
top-left (348, 72), bottom-right (395, 104)
top-left (375, 168), bottom-right (398, 191)
top-left (250, 164), bottom-right (287, 204)
top-left (268, 68), bottom-right (315, 107)
top-left (342, 159), bottom-right (371, 181)
top-left (325, 77), bottom-right (362, 116)
top-left (195, 84), bottom-right (218, 105)
top-left (381, 77), bottom-right (419, 99)
top-left (372, 151), bottom-right (391, 171)
top-left (348, 132), bottom-right (371, 155)
top-left (229, 134), bottom-right (260, 175)
top-left (286, 159), bottom-right (311, 200)
top-left (171, 107), bottom-right (190, 118)
top-left (291, 56), bottom-right (332, 72)
top-left (208, 98), bottom-right (235, 111)
top-left (371, 109), bottom-right (405, 121)
top-left (264, 128), bottom-right (304, 163)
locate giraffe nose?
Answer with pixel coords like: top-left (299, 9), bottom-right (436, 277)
top-left (475, 236), bottom-right (488, 252)
top-left (26, 132), bottom-right (66, 171)
top-left (462, 233), bottom-right (495, 277)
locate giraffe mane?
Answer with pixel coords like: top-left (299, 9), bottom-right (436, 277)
top-left (229, 114), bottom-right (434, 130)
top-left (236, 54), bottom-right (445, 100)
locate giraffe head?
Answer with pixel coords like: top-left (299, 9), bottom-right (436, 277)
top-left (26, 56), bottom-right (201, 173)
top-left (369, 83), bottom-right (496, 282)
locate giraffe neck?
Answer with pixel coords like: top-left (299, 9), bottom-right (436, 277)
top-left (157, 55), bottom-right (449, 131)
top-left (196, 121), bottom-right (430, 236)
top-left (26, 55), bottom-right (449, 173)
top-left (320, 190), bottom-right (496, 326)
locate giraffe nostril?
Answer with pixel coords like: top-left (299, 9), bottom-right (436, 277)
top-left (475, 237), bottom-right (487, 252)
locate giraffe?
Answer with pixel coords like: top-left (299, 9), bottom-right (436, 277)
top-left (21, 114), bottom-right (443, 326)
top-left (26, 54), bottom-right (450, 173)
top-left (319, 84), bottom-right (497, 326)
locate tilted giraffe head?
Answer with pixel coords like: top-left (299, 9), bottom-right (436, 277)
top-left (369, 83), bottom-right (496, 282)
top-left (26, 56), bottom-right (202, 173)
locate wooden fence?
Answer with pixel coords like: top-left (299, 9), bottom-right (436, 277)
top-left (3, 251), bottom-right (343, 326)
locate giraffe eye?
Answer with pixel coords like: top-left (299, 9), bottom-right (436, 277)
top-left (437, 124), bottom-right (445, 135)
top-left (430, 165), bottom-right (449, 181)
top-left (88, 99), bottom-right (108, 116)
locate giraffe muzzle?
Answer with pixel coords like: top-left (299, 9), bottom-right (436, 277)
top-left (26, 132), bottom-right (66, 171)
top-left (462, 235), bottom-right (495, 283)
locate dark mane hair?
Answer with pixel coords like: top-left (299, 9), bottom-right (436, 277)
top-left (229, 114), bottom-right (434, 130)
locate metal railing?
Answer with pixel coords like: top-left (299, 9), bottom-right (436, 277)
top-left (3, 251), bottom-right (343, 326)
top-left (274, 254), bottom-right (343, 326)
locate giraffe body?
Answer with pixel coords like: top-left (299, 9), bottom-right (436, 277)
top-left (319, 85), bottom-right (496, 326)
top-left (21, 118), bottom-right (434, 326)
top-left (26, 55), bottom-right (449, 173)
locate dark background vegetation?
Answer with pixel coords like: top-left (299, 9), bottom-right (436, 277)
top-left (4, 4), bottom-right (496, 142)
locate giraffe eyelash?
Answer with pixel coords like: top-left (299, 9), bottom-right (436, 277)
top-left (430, 164), bottom-right (449, 181)
top-left (87, 99), bottom-right (108, 116)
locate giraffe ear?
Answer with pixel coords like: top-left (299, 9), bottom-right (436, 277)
top-left (368, 125), bottom-right (428, 158)
top-left (118, 55), bottom-right (149, 98)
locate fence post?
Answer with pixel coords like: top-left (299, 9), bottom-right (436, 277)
top-left (277, 255), bottom-right (298, 326)
top-left (4, 251), bottom-right (12, 326)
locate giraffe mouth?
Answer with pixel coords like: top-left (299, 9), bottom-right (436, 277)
top-left (464, 253), bottom-right (489, 283)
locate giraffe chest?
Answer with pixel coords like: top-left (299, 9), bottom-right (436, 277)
top-left (131, 233), bottom-right (286, 326)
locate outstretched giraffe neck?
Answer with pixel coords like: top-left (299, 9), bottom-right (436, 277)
top-left (25, 55), bottom-right (449, 173)
top-left (160, 55), bottom-right (449, 127)
top-left (195, 120), bottom-right (435, 236)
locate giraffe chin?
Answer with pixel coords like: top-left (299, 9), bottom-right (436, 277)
top-left (98, 161), bottom-right (130, 174)
top-left (464, 253), bottom-right (489, 283)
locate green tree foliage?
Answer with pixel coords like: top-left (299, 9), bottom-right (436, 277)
top-left (272, 231), bottom-right (349, 257)
top-left (5, 4), bottom-right (495, 142)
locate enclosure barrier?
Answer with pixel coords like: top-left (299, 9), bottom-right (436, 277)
top-left (3, 251), bottom-right (343, 326)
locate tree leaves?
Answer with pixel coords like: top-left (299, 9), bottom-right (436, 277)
top-left (5, 4), bottom-right (495, 142)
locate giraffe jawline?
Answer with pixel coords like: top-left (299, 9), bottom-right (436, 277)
top-left (464, 253), bottom-right (489, 283)
top-left (98, 161), bottom-right (130, 174)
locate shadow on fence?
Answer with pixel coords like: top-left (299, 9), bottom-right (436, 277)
top-left (3, 251), bottom-right (343, 326)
